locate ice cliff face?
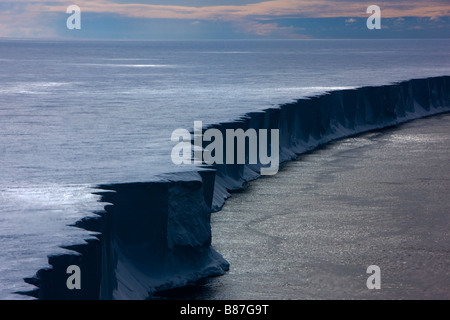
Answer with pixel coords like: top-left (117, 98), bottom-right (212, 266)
top-left (22, 76), bottom-right (450, 299)
top-left (22, 171), bottom-right (228, 300)
top-left (96, 171), bottom-right (228, 300)
top-left (209, 76), bottom-right (450, 210)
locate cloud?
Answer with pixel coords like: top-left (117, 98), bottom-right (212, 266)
top-left (0, 2), bottom-right (58, 38)
top-left (0, 0), bottom-right (449, 38)
top-left (233, 19), bottom-right (307, 38)
top-left (238, 21), bottom-right (284, 35)
top-left (28, 0), bottom-right (450, 20)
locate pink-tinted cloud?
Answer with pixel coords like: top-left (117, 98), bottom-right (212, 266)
top-left (35, 0), bottom-right (450, 20)
top-left (0, 2), bottom-right (58, 38)
top-left (233, 19), bottom-right (308, 38)
top-left (1, 0), bottom-right (449, 38)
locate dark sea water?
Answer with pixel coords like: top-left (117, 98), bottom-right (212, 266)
top-left (156, 113), bottom-right (450, 300)
top-left (0, 39), bottom-right (449, 298)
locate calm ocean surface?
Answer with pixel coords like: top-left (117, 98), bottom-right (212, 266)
top-left (0, 39), bottom-right (449, 298)
top-left (164, 114), bottom-right (450, 300)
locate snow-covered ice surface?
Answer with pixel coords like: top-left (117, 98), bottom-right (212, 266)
top-left (1, 39), bottom-right (450, 299)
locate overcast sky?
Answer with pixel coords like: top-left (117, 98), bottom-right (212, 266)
top-left (0, 0), bottom-right (449, 39)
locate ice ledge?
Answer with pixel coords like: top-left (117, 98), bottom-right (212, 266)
top-left (21, 75), bottom-right (450, 299)
top-left (208, 76), bottom-right (450, 210)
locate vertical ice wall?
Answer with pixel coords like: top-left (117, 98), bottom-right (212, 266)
top-left (22, 76), bottom-right (450, 299)
top-left (209, 76), bottom-right (450, 210)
